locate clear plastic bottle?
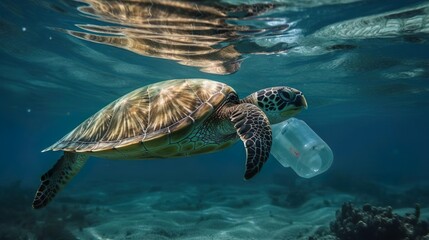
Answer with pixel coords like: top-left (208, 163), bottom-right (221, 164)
top-left (270, 118), bottom-right (333, 178)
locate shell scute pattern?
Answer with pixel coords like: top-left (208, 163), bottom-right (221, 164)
top-left (45, 79), bottom-right (232, 153)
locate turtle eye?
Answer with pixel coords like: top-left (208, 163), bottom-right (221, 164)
top-left (228, 93), bottom-right (239, 102)
top-left (279, 90), bottom-right (291, 101)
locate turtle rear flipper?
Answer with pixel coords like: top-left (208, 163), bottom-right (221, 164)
top-left (32, 152), bottom-right (88, 209)
top-left (230, 103), bottom-right (272, 180)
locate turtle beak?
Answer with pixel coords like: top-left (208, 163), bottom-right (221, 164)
top-left (295, 94), bottom-right (308, 110)
top-left (280, 93), bottom-right (308, 118)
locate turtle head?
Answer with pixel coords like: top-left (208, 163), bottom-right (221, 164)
top-left (241, 86), bottom-right (307, 124)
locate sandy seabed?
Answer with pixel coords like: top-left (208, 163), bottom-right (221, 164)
top-left (2, 179), bottom-right (428, 240)
top-left (71, 182), bottom-right (350, 240)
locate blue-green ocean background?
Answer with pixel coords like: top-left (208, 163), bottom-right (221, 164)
top-left (1, 0), bottom-right (429, 239)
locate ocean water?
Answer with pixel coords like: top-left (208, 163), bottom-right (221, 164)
top-left (1, 0), bottom-right (429, 239)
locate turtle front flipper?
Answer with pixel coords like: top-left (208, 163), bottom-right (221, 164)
top-left (230, 103), bottom-right (272, 180)
top-left (32, 152), bottom-right (88, 209)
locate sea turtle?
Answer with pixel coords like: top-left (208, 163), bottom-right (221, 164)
top-left (33, 79), bottom-right (307, 209)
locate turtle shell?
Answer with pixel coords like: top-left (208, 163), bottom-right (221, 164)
top-left (44, 79), bottom-right (234, 153)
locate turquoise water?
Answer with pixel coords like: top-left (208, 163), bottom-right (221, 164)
top-left (1, 0), bottom-right (429, 239)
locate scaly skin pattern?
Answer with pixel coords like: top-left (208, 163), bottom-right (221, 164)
top-left (32, 152), bottom-right (88, 209)
top-left (228, 103), bottom-right (271, 179)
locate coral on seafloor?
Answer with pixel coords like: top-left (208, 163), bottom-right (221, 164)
top-left (310, 202), bottom-right (429, 240)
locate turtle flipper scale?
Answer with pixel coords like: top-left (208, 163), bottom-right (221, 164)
top-left (32, 152), bottom-right (88, 209)
top-left (230, 103), bottom-right (272, 180)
